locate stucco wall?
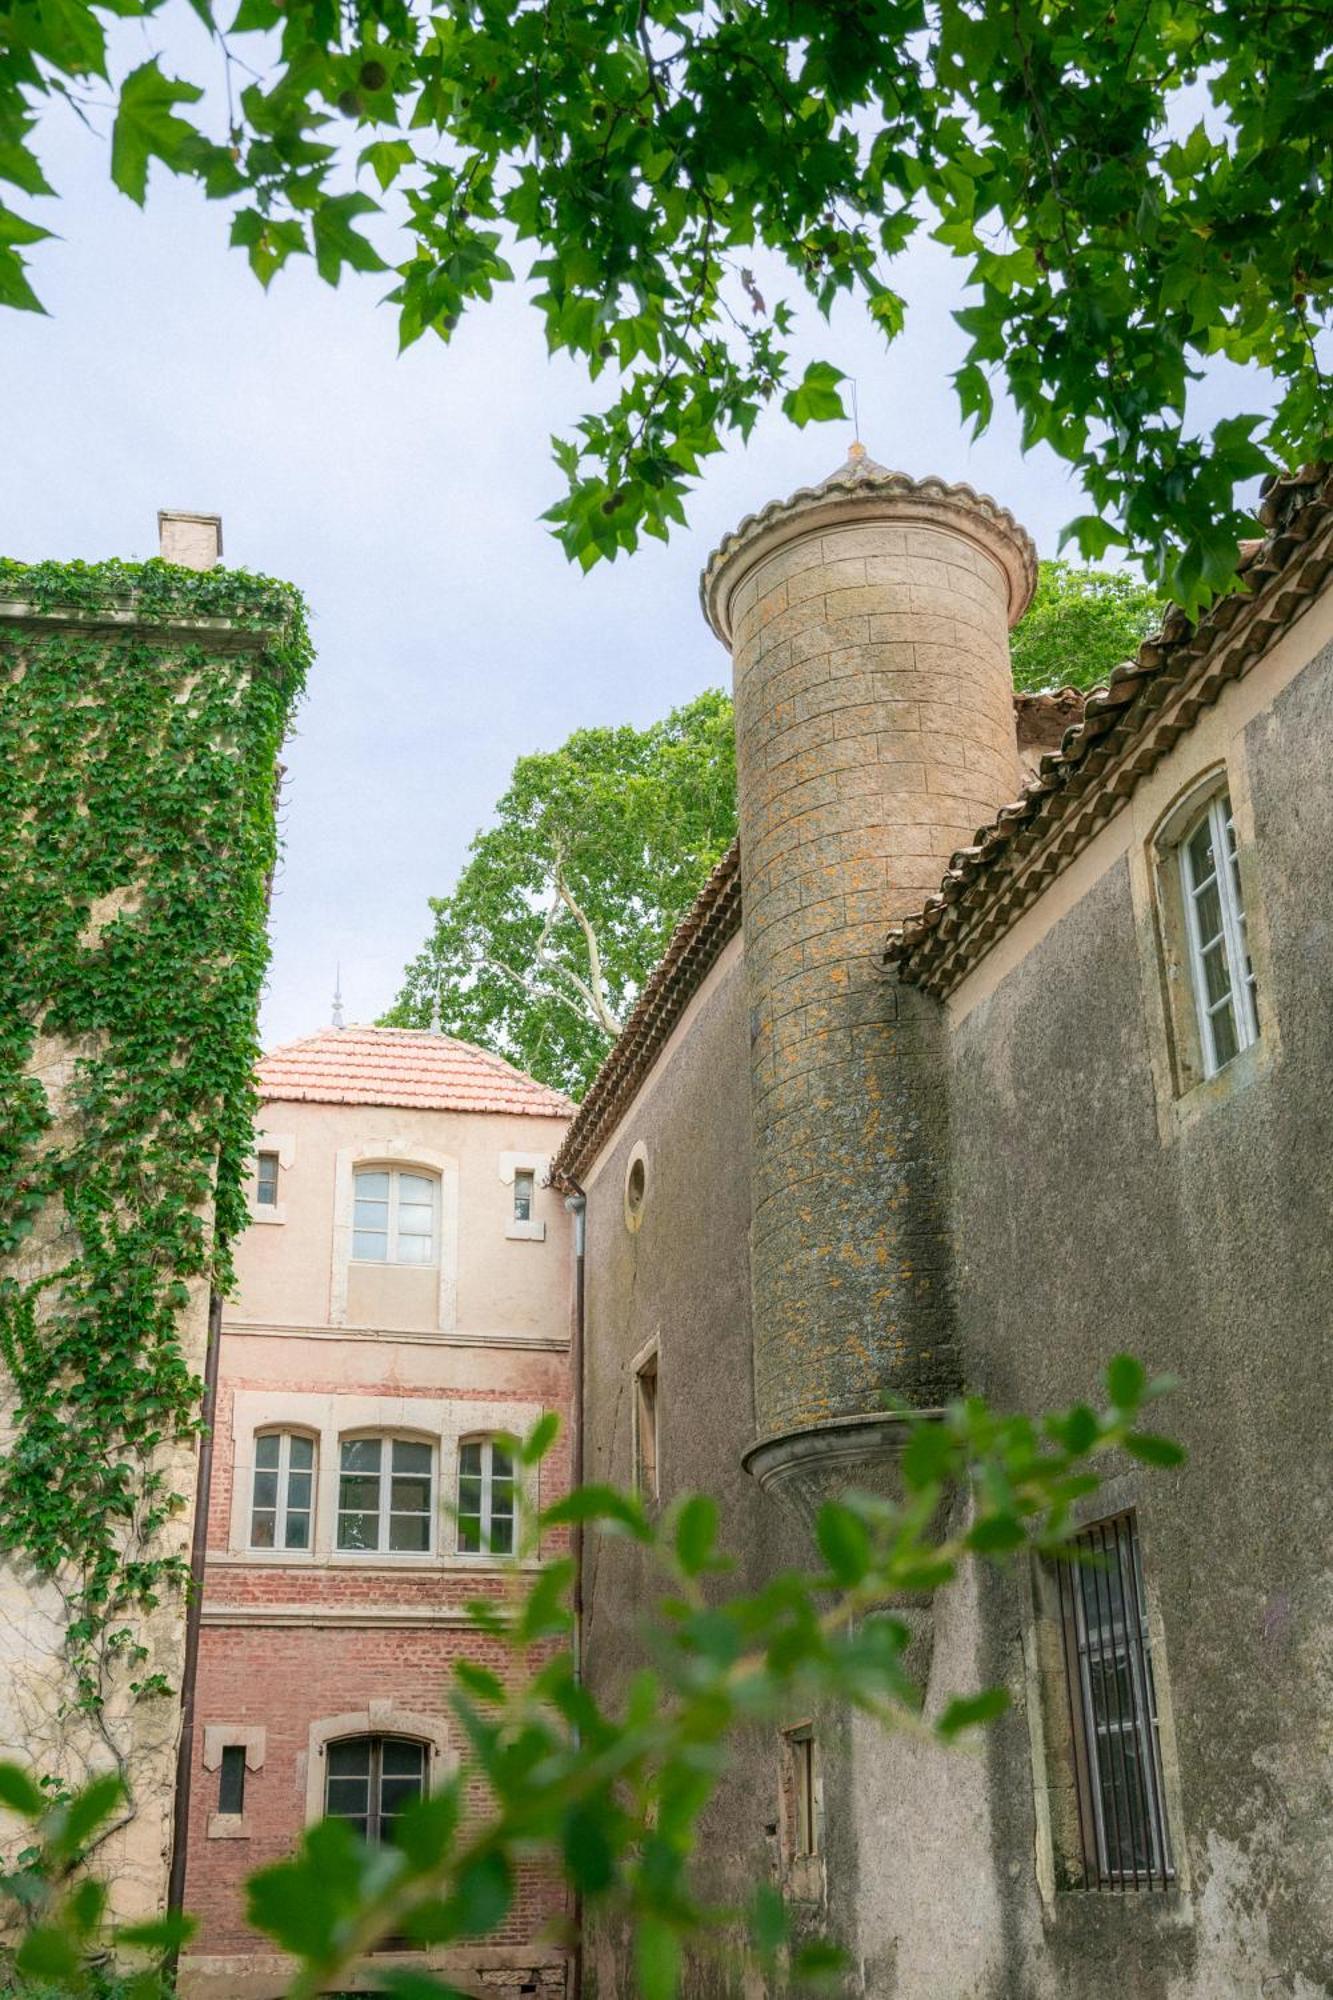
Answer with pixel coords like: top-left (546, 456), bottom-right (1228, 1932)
top-left (580, 937), bottom-right (819, 1996)
top-left (938, 624), bottom-right (1333, 1997)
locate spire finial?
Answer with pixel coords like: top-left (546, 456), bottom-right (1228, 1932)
top-left (332, 963), bottom-right (344, 1031)
top-left (428, 988), bottom-right (442, 1035)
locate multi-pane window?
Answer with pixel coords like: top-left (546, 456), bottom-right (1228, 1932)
top-left (1178, 792), bottom-right (1258, 1079)
top-left (337, 1437), bottom-right (434, 1553)
top-left (1055, 1512), bottom-right (1173, 1890)
top-left (250, 1432), bottom-right (315, 1550)
top-left (457, 1437), bottom-right (517, 1556)
top-left (255, 1150), bottom-right (280, 1207)
top-left (352, 1168), bottom-right (437, 1264)
top-left (513, 1169), bottom-right (535, 1223)
top-left (634, 1352), bottom-right (659, 1500)
top-left (325, 1736), bottom-right (426, 1844)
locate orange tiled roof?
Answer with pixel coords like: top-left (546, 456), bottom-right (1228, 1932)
top-left (258, 1026), bottom-right (573, 1119)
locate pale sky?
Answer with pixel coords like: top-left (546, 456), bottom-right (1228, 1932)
top-left (2, 34), bottom-right (1266, 1051)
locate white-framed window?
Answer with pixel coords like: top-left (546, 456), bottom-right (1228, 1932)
top-left (1177, 790), bottom-right (1258, 1079)
top-left (352, 1168), bottom-right (438, 1265)
top-left (457, 1436), bottom-right (517, 1556)
top-left (250, 1431), bottom-right (316, 1550)
top-left (324, 1735), bottom-right (427, 1844)
top-left (336, 1436), bottom-right (435, 1553)
top-left (513, 1169), bottom-right (535, 1224)
top-left (255, 1150), bottom-right (280, 1208)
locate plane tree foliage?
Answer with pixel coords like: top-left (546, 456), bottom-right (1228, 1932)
top-left (0, 1365), bottom-right (1183, 1998)
top-left (2, 0), bottom-right (1329, 604)
top-left (386, 689), bottom-right (737, 1098)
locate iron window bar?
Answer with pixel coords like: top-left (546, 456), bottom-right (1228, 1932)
top-left (1056, 1512), bottom-right (1174, 1891)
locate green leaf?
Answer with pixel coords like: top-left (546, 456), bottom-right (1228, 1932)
top-left (901, 1419), bottom-right (954, 1490)
top-left (816, 1502), bottom-right (871, 1586)
top-left (111, 60), bottom-right (206, 207)
top-left (1124, 1433), bottom-right (1186, 1468)
top-left (15, 1925), bottom-right (80, 1978)
top-left (0, 1763), bottom-right (45, 1818)
top-left (673, 1493), bottom-right (718, 1576)
top-left (117, 1909), bottom-right (196, 1950)
top-left (635, 1915), bottom-right (681, 2000)
top-left (781, 360), bottom-right (847, 428)
top-left (1107, 1354), bottom-right (1147, 1411)
top-left (544, 1484), bottom-right (651, 1540)
top-left (46, 1771), bottom-right (123, 1860)
top-left (936, 1686), bottom-right (1010, 1740)
top-left (310, 191), bottom-right (388, 285)
top-left (966, 1512), bottom-right (1026, 1555)
top-left (561, 1801), bottom-right (615, 1893)
top-left (521, 1409), bottom-right (561, 1465)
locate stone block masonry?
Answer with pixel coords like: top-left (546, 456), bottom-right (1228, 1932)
top-left (702, 451), bottom-right (1036, 1457)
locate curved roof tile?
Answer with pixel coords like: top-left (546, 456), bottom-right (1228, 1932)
top-left (258, 1025), bottom-right (572, 1119)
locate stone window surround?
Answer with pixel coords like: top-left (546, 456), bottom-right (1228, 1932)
top-left (330, 1141), bottom-right (460, 1331)
top-left (778, 1718), bottom-right (825, 1905)
top-left (498, 1149), bottom-right (550, 1242)
top-left (623, 1140), bottom-right (649, 1235)
top-left (203, 1724), bottom-right (266, 1841)
top-left (227, 1387), bottom-right (544, 1565)
top-left (303, 1703), bottom-right (454, 1828)
top-left (249, 1129), bottom-right (296, 1226)
top-left (629, 1333), bottom-right (660, 1504)
top-left (1020, 1473), bottom-right (1191, 1920)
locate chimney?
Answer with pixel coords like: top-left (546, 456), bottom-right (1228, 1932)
top-left (158, 511), bottom-right (223, 571)
top-left (701, 446), bottom-right (1036, 1506)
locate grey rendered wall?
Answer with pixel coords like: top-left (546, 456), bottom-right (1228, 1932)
top-left (579, 947), bottom-right (817, 1997)
top-left (941, 638), bottom-right (1333, 1999)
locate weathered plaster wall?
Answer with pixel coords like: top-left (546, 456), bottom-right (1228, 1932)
top-left (938, 630), bottom-right (1333, 1998)
top-left (579, 939), bottom-right (817, 1997)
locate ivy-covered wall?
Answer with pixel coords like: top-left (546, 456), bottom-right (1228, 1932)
top-left (0, 557), bottom-right (311, 1918)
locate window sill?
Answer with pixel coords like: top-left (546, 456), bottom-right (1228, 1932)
top-left (218, 1549), bottom-right (540, 1572)
top-left (248, 1203), bottom-right (286, 1226)
top-left (1166, 1029), bottom-right (1275, 1141)
top-left (206, 1814), bottom-right (250, 1841)
top-left (505, 1219), bottom-right (546, 1242)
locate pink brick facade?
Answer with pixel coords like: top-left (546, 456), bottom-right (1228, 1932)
top-left (179, 1029), bottom-right (573, 1998)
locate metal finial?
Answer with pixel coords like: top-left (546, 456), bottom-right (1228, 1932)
top-left (332, 963), bottom-right (345, 1031)
top-left (850, 376), bottom-right (862, 450)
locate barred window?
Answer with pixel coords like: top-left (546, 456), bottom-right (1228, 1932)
top-left (1056, 1513), bottom-right (1173, 1889)
top-left (250, 1431), bottom-right (315, 1550)
top-left (457, 1436), bottom-right (517, 1556)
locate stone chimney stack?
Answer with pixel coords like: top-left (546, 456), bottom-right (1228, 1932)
top-left (158, 511), bottom-right (223, 571)
top-left (700, 447), bottom-right (1036, 1504)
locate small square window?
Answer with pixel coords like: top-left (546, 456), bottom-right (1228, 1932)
top-left (256, 1151), bottom-right (279, 1207)
top-left (513, 1169), bottom-right (535, 1224)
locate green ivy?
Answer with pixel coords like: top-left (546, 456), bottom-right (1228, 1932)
top-left (0, 556), bottom-right (310, 1733)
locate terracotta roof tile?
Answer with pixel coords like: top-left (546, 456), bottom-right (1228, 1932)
top-left (258, 1025), bottom-right (573, 1119)
top-left (885, 464), bottom-right (1333, 996)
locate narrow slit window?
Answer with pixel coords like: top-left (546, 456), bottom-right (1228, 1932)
top-left (249, 1431), bottom-right (315, 1550)
top-left (457, 1436), bottom-right (517, 1556)
top-left (217, 1745), bottom-right (246, 1816)
top-left (513, 1169), bottom-right (535, 1223)
top-left (790, 1729), bottom-right (816, 1856)
top-left (1055, 1512), bottom-right (1174, 1890)
top-left (256, 1151), bottom-right (279, 1207)
top-left (634, 1353), bottom-right (659, 1500)
top-left (337, 1437), bottom-right (434, 1553)
top-left (1178, 791), bottom-right (1259, 1079)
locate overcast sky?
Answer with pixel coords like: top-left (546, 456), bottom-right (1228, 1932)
top-left (3, 40), bottom-right (1266, 1051)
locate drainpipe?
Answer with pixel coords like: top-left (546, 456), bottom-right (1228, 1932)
top-left (165, 1281), bottom-right (224, 1949)
top-left (562, 1183), bottom-right (587, 1999)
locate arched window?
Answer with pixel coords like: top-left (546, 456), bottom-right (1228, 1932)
top-left (1176, 788), bottom-right (1259, 1078)
top-left (457, 1436), bottom-right (517, 1556)
top-left (336, 1435), bottom-right (435, 1553)
top-left (352, 1168), bottom-right (438, 1264)
top-left (324, 1735), bottom-right (426, 1844)
top-left (250, 1431), bottom-right (316, 1550)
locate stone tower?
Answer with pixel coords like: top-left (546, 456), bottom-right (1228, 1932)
top-left (700, 447), bottom-right (1036, 1504)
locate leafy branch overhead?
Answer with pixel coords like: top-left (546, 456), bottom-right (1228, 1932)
top-left (3, 0), bottom-right (1330, 603)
